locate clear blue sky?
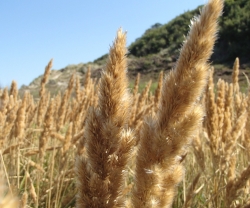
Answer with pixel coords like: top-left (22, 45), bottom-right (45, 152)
top-left (0, 0), bottom-right (206, 88)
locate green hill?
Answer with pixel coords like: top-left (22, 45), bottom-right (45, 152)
top-left (128, 0), bottom-right (250, 64)
top-left (128, 8), bottom-right (201, 58)
top-left (216, 0), bottom-right (250, 63)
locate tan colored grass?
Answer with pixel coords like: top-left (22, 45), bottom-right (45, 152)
top-left (132, 73), bottom-right (140, 96)
top-left (76, 29), bottom-right (135, 208)
top-left (20, 191), bottom-right (28, 208)
top-left (9, 81), bottom-right (18, 103)
top-left (40, 59), bottom-right (53, 97)
top-left (154, 70), bottom-right (163, 107)
top-left (131, 0), bottom-right (223, 207)
top-left (39, 98), bottom-right (55, 159)
top-left (232, 57), bottom-right (240, 93)
top-left (0, 172), bottom-right (19, 208)
top-left (57, 74), bottom-right (74, 130)
top-left (2, 0), bottom-right (250, 207)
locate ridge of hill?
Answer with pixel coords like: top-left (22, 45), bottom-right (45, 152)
top-left (20, 0), bottom-right (250, 96)
top-left (127, 0), bottom-right (250, 64)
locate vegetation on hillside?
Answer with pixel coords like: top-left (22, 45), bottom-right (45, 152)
top-left (217, 0), bottom-right (250, 62)
top-left (128, 0), bottom-right (250, 64)
top-left (128, 8), bottom-right (201, 58)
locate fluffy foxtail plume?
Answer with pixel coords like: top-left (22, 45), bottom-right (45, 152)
top-left (76, 29), bottom-right (134, 208)
top-left (154, 71), bottom-right (163, 107)
top-left (37, 59), bottom-right (53, 126)
top-left (131, 0), bottom-right (223, 207)
top-left (132, 73), bottom-right (140, 96)
top-left (39, 59), bottom-right (53, 97)
top-left (9, 81), bottom-right (18, 103)
top-left (232, 57), bottom-right (240, 93)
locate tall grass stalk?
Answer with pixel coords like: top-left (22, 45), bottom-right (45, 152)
top-left (76, 29), bottom-right (134, 208)
top-left (131, 0), bottom-right (223, 207)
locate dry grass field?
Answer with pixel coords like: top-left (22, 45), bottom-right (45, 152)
top-left (1, 0), bottom-right (250, 207)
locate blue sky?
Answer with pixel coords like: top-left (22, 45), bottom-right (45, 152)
top-left (0, 0), bottom-right (206, 88)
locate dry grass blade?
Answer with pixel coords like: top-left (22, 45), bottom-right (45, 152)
top-left (0, 172), bottom-right (19, 208)
top-left (182, 173), bottom-right (201, 208)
